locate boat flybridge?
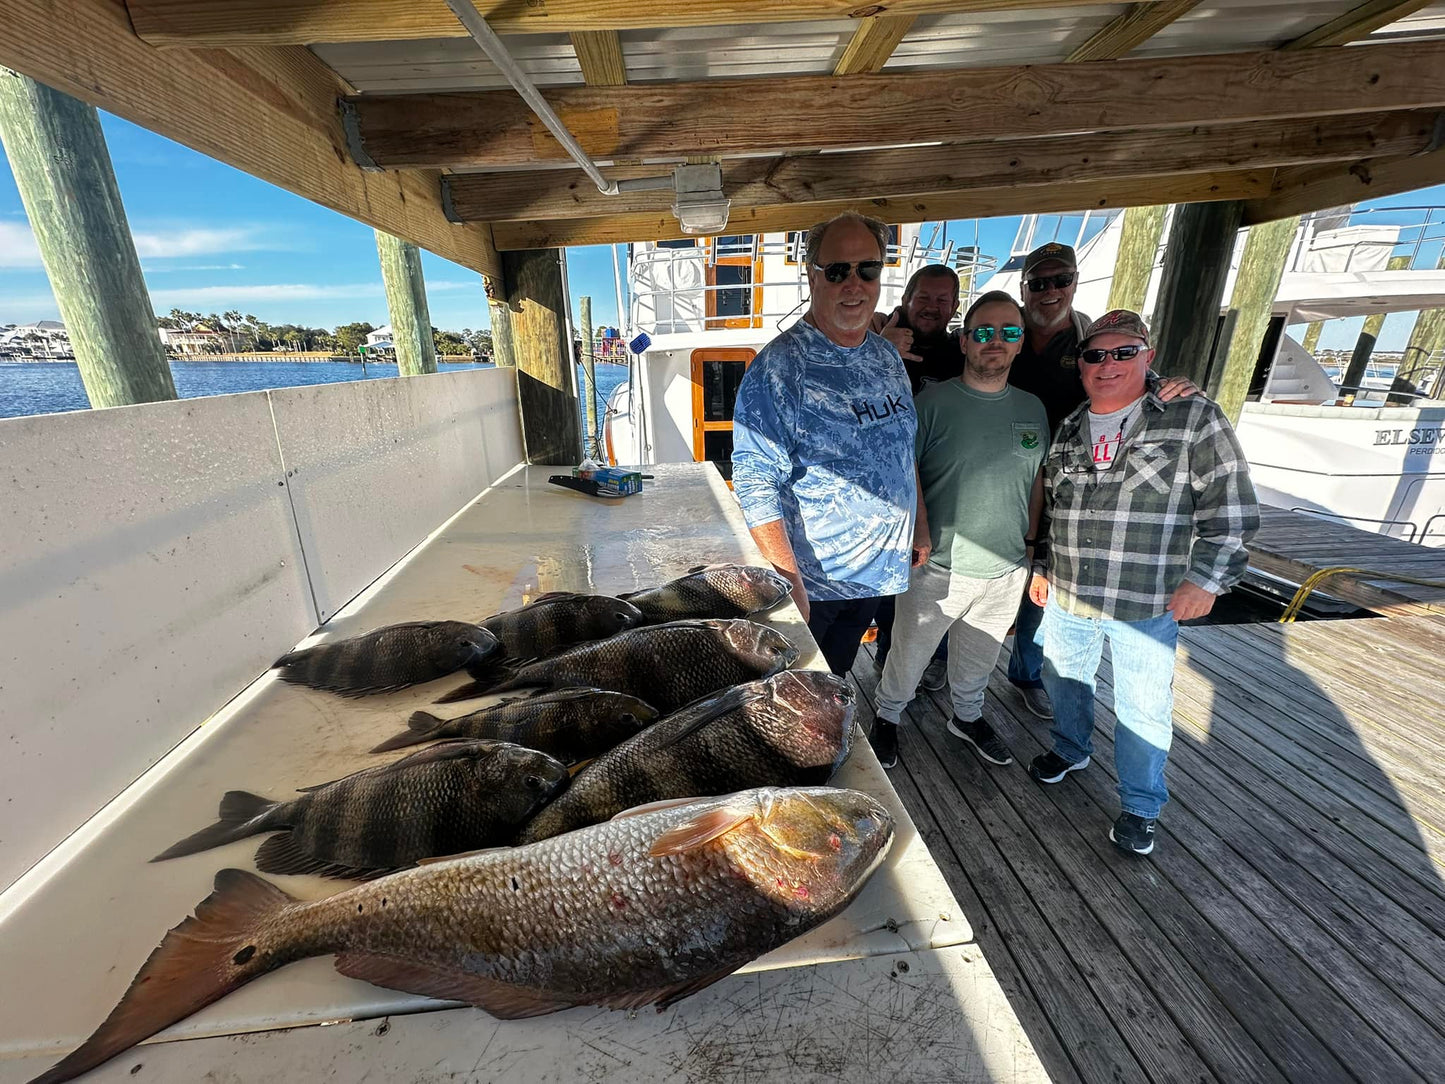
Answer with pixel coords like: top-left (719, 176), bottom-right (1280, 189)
top-left (608, 206), bottom-right (1445, 547)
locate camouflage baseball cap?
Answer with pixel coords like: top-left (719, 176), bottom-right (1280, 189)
top-left (1081, 309), bottom-right (1151, 347)
top-left (1022, 242), bottom-right (1077, 276)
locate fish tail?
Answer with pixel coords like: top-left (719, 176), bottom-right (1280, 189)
top-left (151, 791), bottom-right (279, 861)
top-left (28, 870), bottom-right (298, 1084)
top-left (435, 669), bottom-right (520, 704)
top-left (368, 711), bottom-right (450, 753)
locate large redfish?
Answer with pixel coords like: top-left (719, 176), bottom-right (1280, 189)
top-left (28, 787), bottom-right (894, 1084)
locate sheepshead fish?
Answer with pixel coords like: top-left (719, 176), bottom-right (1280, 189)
top-left (436, 618), bottom-right (799, 708)
top-left (31, 787), bottom-right (892, 1084)
top-left (152, 740), bottom-right (569, 879)
top-left (482, 593), bottom-right (644, 660)
top-left (373, 687), bottom-right (659, 760)
top-left (272, 621), bottom-right (501, 697)
top-left (621, 564), bottom-right (794, 624)
top-left (517, 670), bottom-right (854, 843)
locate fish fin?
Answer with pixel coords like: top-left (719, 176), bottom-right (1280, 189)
top-left (151, 791), bottom-right (280, 862)
top-left (685, 564), bottom-right (711, 574)
top-left (27, 870), bottom-right (294, 1084)
top-left (334, 954), bottom-right (574, 1019)
top-left (644, 685), bottom-right (758, 747)
top-left (592, 966), bottom-right (740, 1013)
top-left (526, 591), bottom-right (580, 605)
top-left (614, 588), bottom-right (640, 600)
top-left (434, 665), bottom-right (527, 703)
top-left (462, 654), bottom-right (511, 685)
top-left (648, 806), bottom-right (757, 857)
top-left (609, 796), bottom-right (710, 821)
top-left (251, 833), bottom-right (386, 881)
top-left (414, 845), bottom-right (510, 866)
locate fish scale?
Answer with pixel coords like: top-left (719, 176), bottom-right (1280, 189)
top-left (33, 789), bottom-right (893, 1084)
top-left (481, 593), bottom-right (644, 659)
top-left (474, 619), bottom-right (799, 713)
top-left (272, 621), bottom-right (501, 696)
top-left (516, 670), bottom-right (854, 843)
top-left (621, 565), bottom-right (794, 624)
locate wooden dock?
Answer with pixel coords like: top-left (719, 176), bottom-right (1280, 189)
top-left (1249, 507), bottom-right (1445, 616)
top-left (852, 612), bottom-right (1445, 1084)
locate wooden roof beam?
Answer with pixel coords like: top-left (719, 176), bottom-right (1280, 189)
top-left (445, 111), bottom-right (1441, 222)
top-left (343, 40), bottom-right (1445, 170)
top-left (1, 0), bottom-right (500, 280)
top-left (490, 169), bottom-right (1272, 249)
top-left (1280, 0), bottom-right (1435, 50)
top-left (1064, 0), bottom-right (1200, 63)
top-left (834, 15), bottom-right (916, 76)
top-left (126, 0), bottom-right (1168, 48)
top-left (570, 30), bottom-right (627, 86)
top-left (1242, 146), bottom-right (1445, 224)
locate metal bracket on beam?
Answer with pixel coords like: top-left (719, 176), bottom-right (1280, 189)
top-left (338, 98), bottom-right (380, 172)
top-left (1421, 111), bottom-right (1445, 157)
top-left (439, 176), bottom-right (462, 223)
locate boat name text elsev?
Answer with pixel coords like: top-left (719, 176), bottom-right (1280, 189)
top-left (1374, 426), bottom-right (1445, 449)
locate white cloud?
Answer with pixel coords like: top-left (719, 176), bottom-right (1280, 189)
top-left (147, 279), bottom-right (477, 306)
top-left (0, 221), bottom-right (41, 268)
top-left (132, 227), bottom-right (275, 259)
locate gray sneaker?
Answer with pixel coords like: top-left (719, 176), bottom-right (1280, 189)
top-left (919, 656), bottom-right (948, 692)
top-left (1016, 684), bottom-right (1053, 719)
top-left (947, 716), bottom-right (1013, 765)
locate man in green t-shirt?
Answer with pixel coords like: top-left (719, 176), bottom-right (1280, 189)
top-left (868, 290), bottom-right (1048, 770)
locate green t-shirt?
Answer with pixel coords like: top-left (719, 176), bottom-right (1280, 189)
top-left (914, 380), bottom-right (1049, 578)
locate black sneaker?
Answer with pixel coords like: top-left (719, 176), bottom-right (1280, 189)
top-left (919, 657), bottom-right (948, 692)
top-left (1028, 751), bottom-right (1090, 784)
top-left (869, 720), bottom-right (899, 769)
top-left (947, 716), bottom-right (1012, 765)
top-left (1110, 813), bottom-right (1156, 856)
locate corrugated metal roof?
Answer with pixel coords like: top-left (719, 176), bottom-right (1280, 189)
top-left (317, 2), bottom-right (1445, 96)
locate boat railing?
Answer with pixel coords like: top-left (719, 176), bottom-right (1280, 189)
top-left (1291, 204), bottom-right (1445, 273)
top-left (1290, 506), bottom-right (1421, 543)
top-left (628, 235), bottom-right (999, 336)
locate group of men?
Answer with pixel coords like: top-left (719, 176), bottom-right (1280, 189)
top-left (731, 212), bottom-right (1259, 857)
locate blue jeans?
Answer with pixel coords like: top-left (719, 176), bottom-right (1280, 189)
top-left (1040, 600), bottom-right (1179, 819)
top-left (1007, 594), bottom-right (1045, 688)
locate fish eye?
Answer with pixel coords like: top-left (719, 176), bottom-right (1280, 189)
top-left (615, 611), bottom-right (631, 621)
top-left (621, 713), bottom-right (638, 723)
top-left (523, 774), bottom-right (545, 790)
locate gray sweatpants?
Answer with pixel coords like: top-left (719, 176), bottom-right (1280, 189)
top-left (876, 562), bottom-right (1029, 725)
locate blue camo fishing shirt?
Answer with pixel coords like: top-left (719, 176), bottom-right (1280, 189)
top-left (732, 318), bottom-right (917, 602)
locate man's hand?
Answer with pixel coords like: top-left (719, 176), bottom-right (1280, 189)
top-left (911, 541), bottom-right (931, 568)
top-left (1167, 580), bottom-right (1216, 621)
top-left (1155, 375), bottom-right (1200, 402)
top-left (880, 308), bottom-right (921, 362)
top-left (1028, 573), bottom-right (1049, 607)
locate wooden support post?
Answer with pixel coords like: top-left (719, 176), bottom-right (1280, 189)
top-left (1150, 201), bottom-right (1245, 390)
top-left (1403, 253), bottom-right (1445, 399)
top-left (0, 70), bottom-right (175, 409)
top-left (375, 230), bottom-right (437, 376)
top-left (1342, 253), bottom-right (1411, 401)
top-left (1107, 204), bottom-right (1168, 313)
top-left (579, 295), bottom-right (599, 454)
top-left (503, 249), bottom-right (581, 464)
top-left (1301, 321), bottom-right (1324, 355)
top-left (488, 299), bottom-right (517, 368)
top-left (1213, 215), bottom-right (1300, 422)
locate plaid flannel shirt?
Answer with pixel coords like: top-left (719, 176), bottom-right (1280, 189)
top-left (1041, 392), bottom-right (1259, 622)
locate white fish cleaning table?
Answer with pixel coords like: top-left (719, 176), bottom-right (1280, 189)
top-left (0, 463), bottom-right (1045, 1082)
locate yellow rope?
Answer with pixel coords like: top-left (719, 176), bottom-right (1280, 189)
top-left (1278, 565), bottom-right (1445, 622)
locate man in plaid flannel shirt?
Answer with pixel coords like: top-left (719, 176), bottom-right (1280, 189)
top-left (1026, 309), bottom-right (1259, 856)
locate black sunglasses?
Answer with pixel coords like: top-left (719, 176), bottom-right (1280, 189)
top-left (1025, 272), bottom-right (1076, 292)
top-left (813, 260), bottom-right (885, 283)
top-left (968, 324), bottom-right (1024, 344)
top-left (1080, 345), bottom-right (1147, 364)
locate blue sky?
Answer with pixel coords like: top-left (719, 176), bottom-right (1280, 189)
top-left (1, 110), bottom-right (1443, 351)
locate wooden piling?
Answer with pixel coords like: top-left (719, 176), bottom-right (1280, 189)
top-left (579, 295), bottom-right (599, 452)
top-left (1301, 321), bottom-right (1324, 355)
top-left (1342, 254), bottom-right (1411, 401)
top-left (503, 248), bottom-right (581, 464)
top-left (1107, 204), bottom-right (1167, 313)
top-left (488, 298), bottom-right (517, 368)
top-left (0, 70), bottom-right (175, 408)
top-left (374, 230), bottom-right (437, 376)
top-left (1403, 253), bottom-right (1445, 399)
top-left (1150, 201), bottom-right (1245, 389)
top-left (1214, 214), bottom-right (1300, 422)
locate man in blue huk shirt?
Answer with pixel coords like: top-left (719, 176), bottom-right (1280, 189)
top-left (732, 212), bottom-right (917, 677)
